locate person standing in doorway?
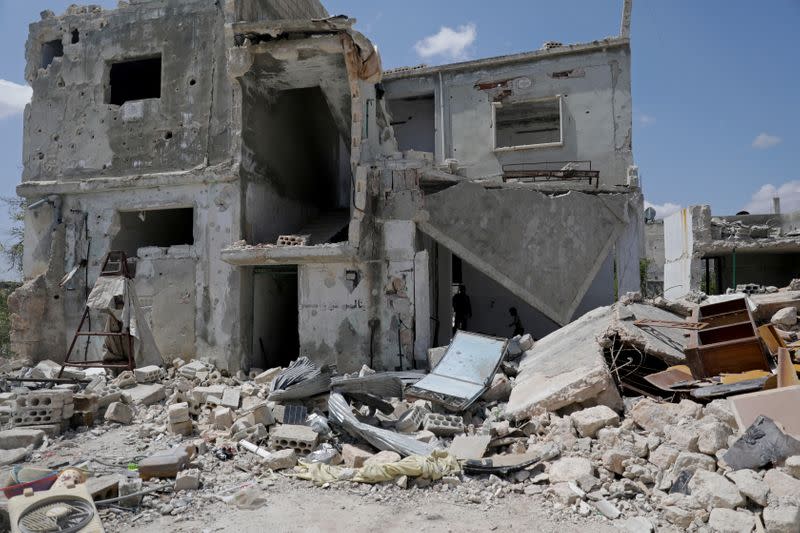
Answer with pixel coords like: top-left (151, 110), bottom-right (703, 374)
top-left (452, 284), bottom-right (472, 333)
top-left (508, 307), bottom-right (524, 336)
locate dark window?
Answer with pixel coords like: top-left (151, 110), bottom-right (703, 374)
top-left (111, 208), bottom-right (194, 257)
top-left (109, 56), bottom-right (162, 106)
top-left (41, 39), bottom-right (64, 69)
top-left (71, 29), bottom-right (80, 44)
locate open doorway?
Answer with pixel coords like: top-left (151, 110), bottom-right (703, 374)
top-left (252, 266), bottom-right (299, 369)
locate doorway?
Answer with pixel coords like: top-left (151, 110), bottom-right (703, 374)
top-left (252, 266), bottom-right (299, 368)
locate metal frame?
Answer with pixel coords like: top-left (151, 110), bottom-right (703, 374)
top-left (58, 251), bottom-right (136, 377)
top-left (501, 159), bottom-right (599, 187)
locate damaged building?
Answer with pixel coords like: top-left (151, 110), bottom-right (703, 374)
top-left (660, 205), bottom-right (800, 299)
top-left (10, 0), bottom-right (643, 375)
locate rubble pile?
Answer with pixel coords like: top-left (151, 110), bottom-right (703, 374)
top-left (0, 292), bottom-right (797, 532)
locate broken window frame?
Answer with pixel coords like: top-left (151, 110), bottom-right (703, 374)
top-left (491, 95), bottom-right (564, 152)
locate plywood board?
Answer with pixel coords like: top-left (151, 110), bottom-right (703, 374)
top-left (730, 384), bottom-right (800, 438)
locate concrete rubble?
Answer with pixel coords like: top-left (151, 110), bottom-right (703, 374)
top-left (1, 0), bottom-right (798, 531)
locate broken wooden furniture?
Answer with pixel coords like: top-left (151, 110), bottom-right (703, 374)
top-left (684, 297), bottom-right (771, 379)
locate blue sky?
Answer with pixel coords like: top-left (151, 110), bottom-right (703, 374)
top-left (0, 0), bottom-right (797, 277)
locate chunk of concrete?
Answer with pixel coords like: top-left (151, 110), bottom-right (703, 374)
top-left (688, 470), bottom-right (745, 509)
top-left (771, 306), bottom-right (797, 328)
top-left (104, 402), bottom-right (134, 424)
top-left (726, 469), bottom-right (769, 507)
top-left (448, 435), bottom-right (491, 460)
top-left (221, 387), bottom-right (241, 409)
top-left (0, 428), bottom-right (44, 450)
top-left (134, 365), bottom-right (162, 384)
top-left (763, 505), bottom-right (800, 533)
top-left (481, 373), bottom-right (512, 402)
top-left (548, 457), bottom-right (594, 483)
top-left (212, 407), bottom-right (234, 430)
top-left (167, 402), bottom-right (190, 423)
top-left (363, 451), bottom-right (401, 467)
top-left (126, 383), bottom-right (166, 406)
top-left (630, 397), bottom-right (702, 435)
top-left (0, 448), bottom-right (28, 466)
top-left (764, 469), bottom-right (800, 505)
top-left (262, 449), bottom-right (297, 471)
top-left (785, 455), bottom-right (800, 479)
top-left (174, 468), bottom-right (200, 491)
top-left (707, 508), bottom-right (755, 533)
top-left (342, 444), bottom-right (373, 468)
top-left (723, 415), bottom-right (800, 471)
top-left (253, 367), bottom-right (281, 386)
top-left (570, 405), bottom-right (620, 438)
top-left (671, 451), bottom-right (716, 476)
top-left (506, 307), bottom-right (622, 419)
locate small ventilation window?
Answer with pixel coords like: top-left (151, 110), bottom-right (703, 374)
top-left (108, 56), bottom-right (162, 106)
top-left (41, 39), bottom-right (64, 69)
top-left (71, 29), bottom-right (79, 44)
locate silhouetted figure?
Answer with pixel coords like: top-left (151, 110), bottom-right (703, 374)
top-left (452, 285), bottom-right (472, 333)
top-left (508, 307), bottom-right (524, 336)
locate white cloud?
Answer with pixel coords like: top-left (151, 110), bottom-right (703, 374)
top-left (644, 200), bottom-right (682, 220)
top-left (0, 79), bottom-right (32, 119)
top-left (752, 132), bottom-right (782, 149)
top-left (743, 180), bottom-right (800, 214)
top-left (414, 23), bottom-right (476, 61)
top-left (636, 112), bottom-right (655, 126)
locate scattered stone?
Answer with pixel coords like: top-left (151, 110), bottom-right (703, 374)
top-left (784, 455), bottom-right (800, 479)
top-left (763, 505), bottom-right (800, 533)
top-left (570, 405), bottom-right (620, 438)
top-left (707, 508), bottom-right (755, 533)
top-left (0, 448), bottom-right (28, 466)
top-left (724, 416), bottom-right (800, 471)
top-left (662, 506), bottom-right (694, 528)
top-left (593, 498), bottom-right (620, 519)
top-left (0, 428), bottom-right (44, 450)
top-left (342, 444), bottom-right (374, 468)
top-left (617, 516), bottom-right (654, 533)
top-left (763, 469), bottom-right (800, 505)
top-left (212, 407), bottom-right (234, 430)
top-left (363, 451), bottom-right (401, 467)
top-left (771, 306), bottom-right (797, 328)
top-left (105, 402), bottom-right (134, 424)
top-left (726, 469), bottom-right (769, 506)
top-left (548, 457), bottom-right (594, 483)
top-left (688, 470), bottom-right (745, 509)
top-left (174, 469), bottom-right (200, 491)
top-left (262, 449), bottom-right (298, 471)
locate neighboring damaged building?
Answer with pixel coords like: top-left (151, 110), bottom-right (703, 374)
top-left (662, 205), bottom-right (800, 299)
top-left (11, 0), bottom-right (642, 374)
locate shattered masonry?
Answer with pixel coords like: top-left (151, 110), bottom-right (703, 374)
top-left (12, 0), bottom-right (641, 375)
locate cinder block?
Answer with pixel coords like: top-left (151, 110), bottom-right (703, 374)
top-left (134, 365), bottom-right (162, 384)
top-left (212, 407), bottom-right (234, 430)
top-left (169, 419), bottom-right (193, 436)
top-left (423, 413), bottom-right (464, 437)
top-left (242, 404), bottom-right (275, 427)
top-left (269, 424), bottom-right (318, 455)
top-left (168, 402), bottom-right (190, 423)
top-left (220, 388), bottom-right (241, 409)
top-left (104, 402), bottom-right (134, 425)
top-left (396, 406), bottom-right (426, 433)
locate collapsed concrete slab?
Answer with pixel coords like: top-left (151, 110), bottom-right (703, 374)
top-left (419, 183), bottom-right (633, 325)
top-left (506, 306), bottom-right (622, 420)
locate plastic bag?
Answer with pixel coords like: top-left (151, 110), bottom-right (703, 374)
top-left (307, 413), bottom-right (331, 435)
top-left (306, 443), bottom-right (339, 464)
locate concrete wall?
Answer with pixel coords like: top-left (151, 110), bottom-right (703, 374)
top-left (644, 220), bottom-right (665, 296)
top-left (383, 42), bottom-right (632, 183)
top-left (23, 1), bottom-right (231, 181)
top-left (387, 96), bottom-right (436, 153)
top-left (663, 206), bottom-right (704, 299)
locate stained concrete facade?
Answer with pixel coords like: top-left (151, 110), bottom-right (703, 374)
top-left (12, 0), bottom-right (643, 374)
top-left (662, 206), bottom-right (800, 299)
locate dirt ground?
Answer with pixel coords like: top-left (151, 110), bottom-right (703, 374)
top-left (122, 481), bottom-right (624, 533)
top-left (25, 424), bottom-right (630, 533)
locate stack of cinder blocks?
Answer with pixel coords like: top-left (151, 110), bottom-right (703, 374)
top-left (168, 402), bottom-right (192, 436)
top-left (13, 389), bottom-right (74, 433)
